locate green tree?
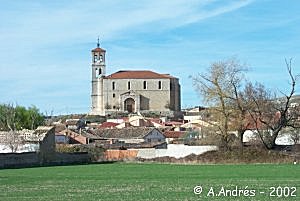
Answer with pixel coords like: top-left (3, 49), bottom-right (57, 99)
top-left (27, 106), bottom-right (44, 130)
top-left (0, 104), bottom-right (44, 131)
top-left (0, 103), bottom-right (18, 131)
top-left (0, 103), bottom-right (22, 152)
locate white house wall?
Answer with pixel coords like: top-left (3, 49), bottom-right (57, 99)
top-left (243, 130), bottom-right (299, 145)
top-left (136, 144), bottom-right (218, 159)
top-left (0, 143), bottom-right (39, 153)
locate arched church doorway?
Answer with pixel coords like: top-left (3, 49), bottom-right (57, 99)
top-left (124, 98), bottom-right (135, 113)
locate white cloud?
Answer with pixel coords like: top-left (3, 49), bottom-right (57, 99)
top-left (183, 0), bottom-right (254, 24)
top-left (0, 0), bottom-right (257, 113)
top-left (0, 0), bottom-right (254, 50)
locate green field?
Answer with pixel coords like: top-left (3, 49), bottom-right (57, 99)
top-left (0, 163), bottom-right (299, 200)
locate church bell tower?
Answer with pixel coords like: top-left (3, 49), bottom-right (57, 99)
top-left (90, 38), bottom-right (106, 115)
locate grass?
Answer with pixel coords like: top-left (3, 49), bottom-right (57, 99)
top-left (0, 163), bottom-right (299, 200)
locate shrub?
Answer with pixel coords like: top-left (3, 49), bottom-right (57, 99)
top-left (56, 144), bottom-right (106, 161)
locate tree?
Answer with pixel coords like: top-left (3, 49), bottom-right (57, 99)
top-left (0, 103), bottom-right (23, 152)
top-left (4, 130), bottom-right (23, 153)
top-left (191, 58), bottom-right (248, 149)
top-left (26, 106), bottom-right (45, 130)
top-left (246, 59), bottom-right (299, 149)
top-left (0, 104), bottom-right (44, 152)
top-left (290, 128), bottom-right (300, 145)
top-left (280, 127), bottom-right (300, 145)
top-left (0, 103), bottom-right (18, 131)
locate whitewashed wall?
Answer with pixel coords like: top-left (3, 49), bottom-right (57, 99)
top-left (136, 144), bottom-right (218, 159)
top-left (0, 143), bottom-right (39, 153)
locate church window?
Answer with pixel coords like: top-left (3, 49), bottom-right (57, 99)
top-left (143, 81), bottom-right (147, 89)
top-left (128, 81), bottom-right (131, 90)
top-left (99, 68), bottom-right (102, 75)
top-left (112, 82), bottom-right (115, 90)
top-left (158, 81), bottom-right (162, 89)
top-left (170, 83), bottom-right (173, 90)
top-left (113, 106), bottom-right (116, 109)
top-left (94, 55), bottom-right (98, 62)
top-left (113, 93), bottom-right (115, 98)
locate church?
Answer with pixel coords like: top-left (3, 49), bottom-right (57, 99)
top-left (90, 41), bottom-right (181, 116)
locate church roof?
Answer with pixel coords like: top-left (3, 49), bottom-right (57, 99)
top-left (91, 47), bottom-right (106, 52)
top-left (105, 70), bottom-right (176, 79)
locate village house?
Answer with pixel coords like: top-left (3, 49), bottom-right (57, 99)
top-left (92, 127), bottom-right (166, 149)
top-left (183, 106), bottom-right (205, 123)
top-left (55, 128), bottom-right (100, 145)
top-left (163, 131), bottom-right (186, 144)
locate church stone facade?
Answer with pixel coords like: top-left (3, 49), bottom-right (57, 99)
top-left (90, 43), bottom-right (181, 116)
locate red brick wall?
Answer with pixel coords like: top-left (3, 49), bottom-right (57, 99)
top-left (104, 150), bottom-right (138, 160)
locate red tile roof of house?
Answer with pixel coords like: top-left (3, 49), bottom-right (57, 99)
top-left (149, 118), bottom-right (164, 126)
top-left (163, 131), bottom-right (186, 138)
top-left (243, 112), bottom-right (281, 130)
top-left (164, 121), bottom-right (183, 126)
top-left (91, 47), bottom-right (106, 52)
top-left (99, 122), bottom-right (119, 128)
top-left (105, 70), bottom-right (176, 79)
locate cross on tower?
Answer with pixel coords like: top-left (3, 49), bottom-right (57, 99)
top-left (97, 37), bottom-right (100, 48)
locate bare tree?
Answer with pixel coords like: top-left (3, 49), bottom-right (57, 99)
top-left (228, 70), bottom-right (254, 148)
top-left (246, 59), bottom-right (299, 149)
top-left (5, 131), bottom-right (23, 152)
top-left (280, 127), bottom-right (300, 145)
top-left (290, 128), bottom-right (300, 145)
top-left (192, 58), bottom-right (248, 149)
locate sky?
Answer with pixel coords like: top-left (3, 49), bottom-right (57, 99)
top-left (0, 0), bottom-right (299, 115)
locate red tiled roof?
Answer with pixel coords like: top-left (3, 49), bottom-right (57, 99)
top-left (105, 70), bottom-right (176, 79)
top-left (164, 121), bottom-right (183, 126)
top-left (54, 124), bottom-right (66, 132)
top-left (163, 131), bottom-right (186, 138)
top-left (99, 122), bottom-right (119, 128)
top-left (92, 47), bottom-right (106, 52)
top-left (149, 118), bottom-right (164, 125)
top-left (243, 112), bottom-right (280, 130)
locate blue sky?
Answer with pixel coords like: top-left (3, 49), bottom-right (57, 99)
top-left (0, 0), bottom-right (299, 115)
